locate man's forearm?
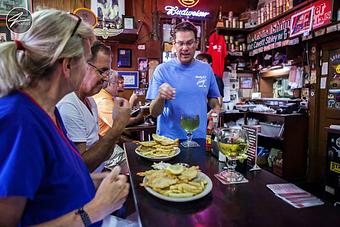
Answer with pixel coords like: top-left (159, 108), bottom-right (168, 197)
top-left (79, 127), bottom-right (123, 172)
top-left (150, 95), bottom-right (165, 117)
top-left (127, 115), bottom-right (143, 127)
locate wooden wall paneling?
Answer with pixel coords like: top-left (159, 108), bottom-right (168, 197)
top-left (32, 0), bottom-right (87, 12)
top-left (307, 87), bottom-right (320, 181)
top-left (134, 0), bottom-right (161, 58)
top-left (307, 40), bottom-right (322, 182)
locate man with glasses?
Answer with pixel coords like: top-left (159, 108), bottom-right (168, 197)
top-left (146, 21), bottom-right (221, 140)
top-left (57, 41), bottom-right (131, 172)
top-left (93, 71), bottom-right (144, 137)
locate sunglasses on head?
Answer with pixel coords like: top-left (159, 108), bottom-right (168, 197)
top-left (69, 13), bottom-right (82, 38)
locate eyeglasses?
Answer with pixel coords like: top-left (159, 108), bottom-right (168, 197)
top-left (69, 13), bottom-right (82, 38)
top-left (174, 39), bottom-right (196, 48)
top-left (87, 62), bottom-right (109, 79)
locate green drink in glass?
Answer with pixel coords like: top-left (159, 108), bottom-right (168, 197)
top-left (180, 114), bottom-right (200, 148)
top-left (217, 128), bottom-right (248, 182)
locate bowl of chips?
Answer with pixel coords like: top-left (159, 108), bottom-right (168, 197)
top-left (135, 134), bottom-right (180, 161)
top-left (137, 164), bottom-right (213, 202)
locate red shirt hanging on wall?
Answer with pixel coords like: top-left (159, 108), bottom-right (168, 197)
top-left (207, 32), bottom-right (227, 78)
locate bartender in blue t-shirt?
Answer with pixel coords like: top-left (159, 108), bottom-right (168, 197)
top-left (146, 21), bottom-right (221, 140)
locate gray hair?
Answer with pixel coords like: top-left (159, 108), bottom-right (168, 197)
top-left (0, 8), bottom-right (95, 97)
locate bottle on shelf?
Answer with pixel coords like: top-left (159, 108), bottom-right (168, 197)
top-left (285, 0), bottom-right (290, 12)
top-left (266, 3), bottom-right (271, 20)
top-left (216, 6), bottom-right (224, 28)
top-left (272, 1), bottom-right (277, 18)
top-left (277, 0), bottom-right (282, 15)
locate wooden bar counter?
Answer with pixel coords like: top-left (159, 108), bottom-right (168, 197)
top-left (124, 123), bottom-right (156, 141)
top-left (125, 139), bottom-right (340, 227)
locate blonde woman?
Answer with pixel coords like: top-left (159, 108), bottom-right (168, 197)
top-left (0, 9), bottom-right (130, 226)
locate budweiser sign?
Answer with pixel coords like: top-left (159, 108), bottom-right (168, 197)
top-left (164, 6), bottom-right (209, 18)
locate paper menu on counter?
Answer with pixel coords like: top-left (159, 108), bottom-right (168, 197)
top-left (266, 183), bottom-right (324, 208)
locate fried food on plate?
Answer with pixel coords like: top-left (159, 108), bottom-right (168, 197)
top-left (137, 141), bottom-right (157, 147)
top-left (152, 134), bottom-right (179, 146)
top-left (136, 134), bottom-right (179, 158)
top-left (138, 164), bottom-right (207, 198)
top-left (178, 166), bottom-right (199, 181)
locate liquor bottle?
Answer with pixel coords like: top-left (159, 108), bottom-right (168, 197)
top-left (206, 113), bottom-right (219, 152)
top-left (285, 0), bottom-right (290, 12)
top-left (277, 0), bottom-right (282, 15)
top-left (206, 115), bottom-right (214, 152)
top-left (272, 1), bottom-right (277, 18)
top-left (216, 6), bottom-right (224, 28)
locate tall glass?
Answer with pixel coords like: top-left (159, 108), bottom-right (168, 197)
top-left (217, 128), bottom-right (248, 182)
top-left (180, 113), bottom-right (200, 148)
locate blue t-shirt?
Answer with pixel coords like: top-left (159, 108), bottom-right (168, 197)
top-left (0, 91), bottom-right (100, 226)
top-left (146, 59), bottom-right (220, 139)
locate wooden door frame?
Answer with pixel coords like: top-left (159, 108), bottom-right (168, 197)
top-left (308, 32), bottom-right (340, 183)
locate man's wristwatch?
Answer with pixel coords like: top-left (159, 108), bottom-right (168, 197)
top-left (75, 207), bottom-right (92, 227)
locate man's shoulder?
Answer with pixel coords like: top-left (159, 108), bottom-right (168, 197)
top-left (58, 92), bottom-right (78, 104)
top-left (93, 89), bottom-right (111, 101)
top-left (57, 92), bottom-right (83, 116)
top-left (156, 59), bottom-right (178, 69)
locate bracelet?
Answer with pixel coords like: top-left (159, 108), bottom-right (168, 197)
top-left (75, 207), bottom-right (92, 227)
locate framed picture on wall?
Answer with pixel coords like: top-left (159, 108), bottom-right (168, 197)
top-left (117, 71), bottom-right (139, 89)
top-left (239, 77), bottom-right (253, 89)
top-left (138, 57), bottom-right (148, 71)
top-left (0, 21), bottom-right (11, 41)
top-left (0, 33), bottom-right (6, 42)
top-left (0, 0), bottom-right (32, 20)
top-left (91, 0), bottom-right (125, 28)
top-left (117, 48), bottom-right (132, 68)
top-left (122, 15), bottom-right (135, 29)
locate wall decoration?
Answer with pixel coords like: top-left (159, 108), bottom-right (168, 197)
top-left (328, 49), bottom-right (340, 109)
top-left (138, 57), bottom-right (148, 72)
top-left (0, 0), bottom-right (32, 20)
top-left (239, 77), bottom-right (253, 89)
top-left (135, 88), bottom-right (146, 96)
top-left (91, 0), bottom-right (125, 29)
top-left (117, 71), bottom-right (139, 89)
top-left (122, 15), bottom-right (135, 29)
top-left (73, 8), bottom-right (98, 28)
top-left (0, 32), bottom-right (6, 42)
top-left (248, 0), bottom-right (332, 56)
top-left (0, 21), bottom-right (11, 41)
top-left (117, 48), bottom-right (132, 68)
top-left (290, 7), bottom-right (314, 37)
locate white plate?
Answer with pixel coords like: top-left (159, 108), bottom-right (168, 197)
top-left (143, 172), bottom-right (213, 202)
top-left (135, 147), bottom-right (181, 161)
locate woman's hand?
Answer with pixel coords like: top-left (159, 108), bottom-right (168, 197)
top-left (85, 166), bottom-right (129, 222)
top-left (91, 172), bottom-right (109, 190)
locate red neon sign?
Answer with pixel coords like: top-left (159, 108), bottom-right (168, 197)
top-left (178, 0), bottom-right (200, 8)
